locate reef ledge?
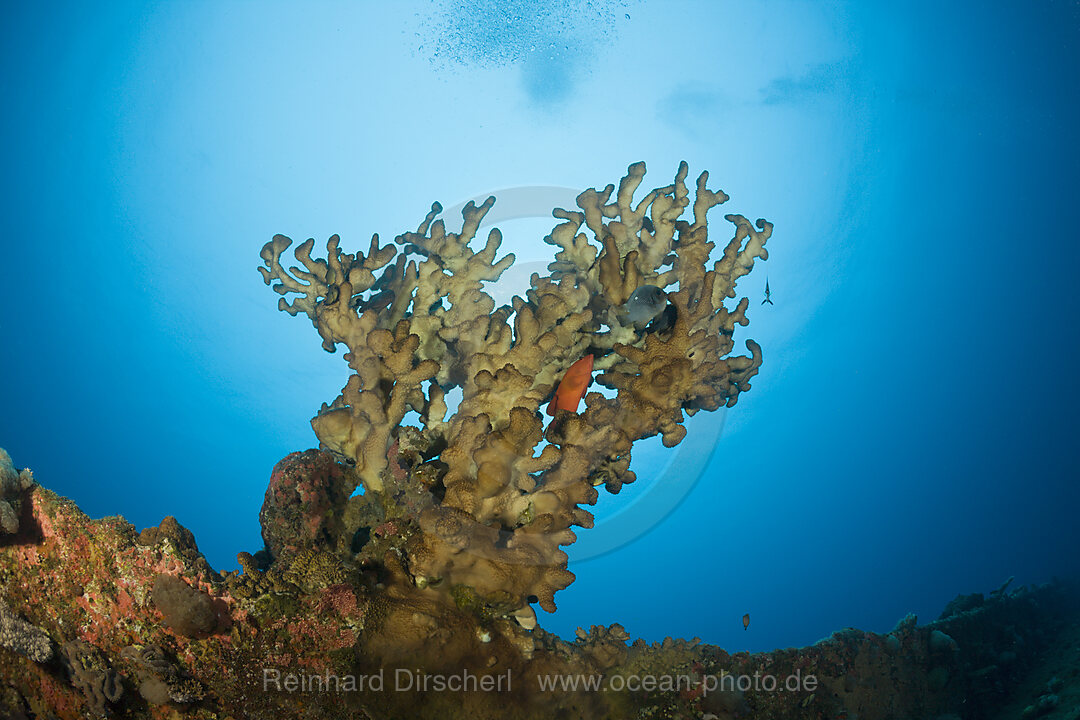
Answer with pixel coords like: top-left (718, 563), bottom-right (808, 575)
top-left (1, 475), bottom-right (1076, 720)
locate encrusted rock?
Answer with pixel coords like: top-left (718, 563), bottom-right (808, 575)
top-left (0, 599), bottom-right (52, 663)
top-left (0, 449), bottom-right (34, 536)
top-left (121, 644), bottom-right (205, 705)
top-left (151, 573), bottom-right (217, 637)
top-left (60, 639), bottom-right (122, 717)
top-left (259, 449), bottom-right (355, 561)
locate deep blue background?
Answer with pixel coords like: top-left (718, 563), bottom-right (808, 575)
top-left (2, 1), bottom-right (1077, 652)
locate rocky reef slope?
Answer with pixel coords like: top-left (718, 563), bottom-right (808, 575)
top-left (1, 463), bottom-right (1076, 720)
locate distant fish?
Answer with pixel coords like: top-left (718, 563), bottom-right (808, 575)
top-left (618, 284), bottom-right (668, 329)
top-left (762, 278), bottom-right (773, 305)
top-left (641, 216), bottom-right (654, 234)
top-left (546, 354), bottom-right (594, 416)
top-left (742, 613), bottom-right (750, 631)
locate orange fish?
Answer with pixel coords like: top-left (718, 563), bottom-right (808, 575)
top-left (742, 613), bottom-right (750, 631)
top-left (546, 354), bottom-right (594, 416)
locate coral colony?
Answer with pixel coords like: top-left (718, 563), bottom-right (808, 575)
top-left (255, 159), bottom-right (768, 618)
top-left (0, 164), bottom-right (1069, 719)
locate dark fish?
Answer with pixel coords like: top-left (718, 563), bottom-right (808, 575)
top-left (619, 285), bottom-right (668, 328)
top-left (646, 302), bottom-right (677, 334)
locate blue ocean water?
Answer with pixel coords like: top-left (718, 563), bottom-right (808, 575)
top-left (1, 0), bottom-right (1077, 658)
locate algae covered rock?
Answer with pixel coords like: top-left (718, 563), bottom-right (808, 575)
top-left (259, 448), bottom-right (356, 561)
top-left (0, 599), bottom-right (52, 663)
top-left (151, 573), bottom-right (217, 637)
top-left (60, 639), bottom-right (123, 716)
top-left (0, 448), bottom-right (34, 536)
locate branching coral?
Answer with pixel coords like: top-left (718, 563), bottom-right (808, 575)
top-left (259, 162), bottom-right (770, 617)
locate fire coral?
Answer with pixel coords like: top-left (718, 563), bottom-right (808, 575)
top-left (258, 162), bottom-right (771, 617)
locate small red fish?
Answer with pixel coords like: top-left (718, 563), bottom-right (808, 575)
top-left (546, 354), bottom-right (594, 416)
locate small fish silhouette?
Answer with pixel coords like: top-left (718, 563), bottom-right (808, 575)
top-left (762, 278), bottom-right (773, 305)
top-left (742, 613), bottom-right (750, 630)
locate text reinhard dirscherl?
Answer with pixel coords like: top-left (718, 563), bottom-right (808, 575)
top-left (261, 668), bottom-right (819, 695)
top-left (263, 668), bottom-right (512, 693)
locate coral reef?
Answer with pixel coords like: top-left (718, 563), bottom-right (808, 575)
top-left (3, 165), bottom-right (1076, 718)
top-left (0, 486), bottom-right (1075, 718)
top-left (257, 161), bottom-right (769, 620)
